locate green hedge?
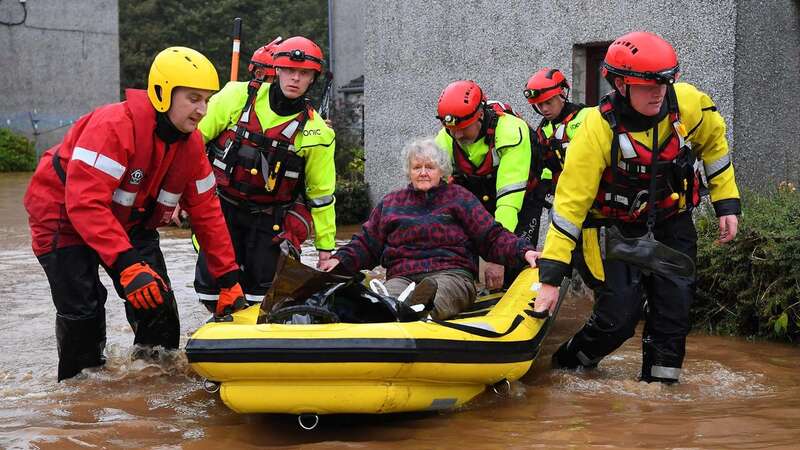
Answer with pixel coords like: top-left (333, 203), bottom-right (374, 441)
top-left (335, 178), bottom-right (370, 225)
top-left (0, 128), bottom-right (36, 172)
top-left (692, 186), bottom-right (800, 342)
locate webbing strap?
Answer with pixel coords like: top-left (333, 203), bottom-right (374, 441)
top-left (430, 314), bottom-right (525, 338)
top-left (52, 148), bottom-right (67, 185)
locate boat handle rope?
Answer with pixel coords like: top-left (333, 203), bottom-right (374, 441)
top-left (202, 379), bottom-right (221, 394)
top-left (298, 413), bottom-right (320, 431)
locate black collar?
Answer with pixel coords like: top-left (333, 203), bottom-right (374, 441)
top-left (611, 90), bottom-right (668, 132)
top-left (269, 83), bottom-right (307, 116)
top-left (155, 112), bottom-right (190, 144)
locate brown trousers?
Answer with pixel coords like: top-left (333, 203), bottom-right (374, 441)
top-left (383, 269), bottom-right (476, 320)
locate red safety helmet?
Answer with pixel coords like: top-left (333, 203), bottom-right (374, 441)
top-left (523, 68), bottom-right (570, 104)
top-left (601, 31), bottom-right (680, 86)
top-left (248, 37), bottom-right (283, 78)
top-left (436, 80), bottom-right (486, 129)
top-left (272, 36), bottom-right (324, 73)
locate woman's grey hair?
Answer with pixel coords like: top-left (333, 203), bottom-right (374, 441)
top-left (400, 138), bottom-right (453, 180)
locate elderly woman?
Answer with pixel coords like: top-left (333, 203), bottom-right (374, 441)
top-left (319, 138), bottom-right (539, 320)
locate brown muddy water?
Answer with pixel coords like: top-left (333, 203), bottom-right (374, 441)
top-left (1, 172), bottom-right (799, 449)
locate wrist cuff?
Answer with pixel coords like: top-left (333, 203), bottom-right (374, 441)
top-left (113, 248), bottom-right (141, 273)
top-left (538, 259), bottom-right (571, 286)
top-left (712, 198), bottom-right (741, 217)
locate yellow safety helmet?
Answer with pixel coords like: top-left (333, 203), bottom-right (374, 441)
top-left (147, 46), bottom-right (220, 112)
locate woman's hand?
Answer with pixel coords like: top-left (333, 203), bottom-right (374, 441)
top-left (318, 256), bottom-right (339, 272)
top-left (317, 250), bottom-right (333, 269)
top-left (483, 262), bottom-right (505, 290)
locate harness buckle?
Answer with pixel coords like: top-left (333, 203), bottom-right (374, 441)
top-left (628, 190), bottom-right (649, 216)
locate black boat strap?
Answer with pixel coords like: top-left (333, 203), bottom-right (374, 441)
top-left (430, 314), bottom-right (525, 338)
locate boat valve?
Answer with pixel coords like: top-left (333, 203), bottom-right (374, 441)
top-left (202, 378), bottom-right (221, 394)
top-left (491, 378), bottom-right (511, 397)
top-left (298, 413), bottom-right (320, 431)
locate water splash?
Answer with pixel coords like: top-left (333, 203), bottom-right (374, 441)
top-left (553, 350), bottom-right (773, 401)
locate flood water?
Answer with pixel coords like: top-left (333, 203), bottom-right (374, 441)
top-left (2, 172), bottom-right (799, 449)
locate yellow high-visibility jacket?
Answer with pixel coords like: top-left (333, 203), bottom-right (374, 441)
top-left (199, 81), bottom-right (337, 251)
top-left (436, 113), bottom-right (532, 232)
top-left (538, 82), bottom-right (740, 285)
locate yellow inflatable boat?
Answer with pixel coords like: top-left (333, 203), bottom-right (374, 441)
top-left (186, 267), bottom-right (550, 417)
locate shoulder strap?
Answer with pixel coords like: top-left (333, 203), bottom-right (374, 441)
top-left (235, 79), bottom-right (265, 130)
top-left (52, 147), bottom-right (67, 184)
top-left (600, 93), bottom-right (623, 214)
top-left (536, 117), bottom-right (548, 133)
top-left (598, 93), bottom-right (618, 129)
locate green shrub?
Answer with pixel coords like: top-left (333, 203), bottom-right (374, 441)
top-left (334, 142), bottom-right (368, 225)
top-left (0, 128), bottom-right (36, 172)
top-left (335, 178), bottom-right (370, 225)
top-left (692, 186), bottom-right (800, 341)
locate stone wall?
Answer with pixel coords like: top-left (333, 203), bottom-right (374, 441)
top-left (0, 0), bottom-right (119, 153)
top-left (364, 0), bottom-right (744, 201)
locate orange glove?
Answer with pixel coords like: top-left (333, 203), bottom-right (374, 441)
top-left (119, 262), bottom-right (168, 309)
top-left (216, 282), bottom-right (247, 317)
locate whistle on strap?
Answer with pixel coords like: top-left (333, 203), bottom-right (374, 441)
top-left (266, 161), bottom-right (281, 192)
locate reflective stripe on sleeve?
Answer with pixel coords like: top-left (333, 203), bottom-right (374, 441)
top-left (287, 209), bottom-right (312, 236)
top-left (195, 172), bottom-right (216, 194)
top-left (94, 155), bottom-right (126, 180)
top-left (496, 181), bottom-right (527, 198)
top-left (551, 210), bottom-right (580, 242)
top-left (704, 154), bottom-right (731, 180)
top-left (72, 146), bottom-right (126, 180)
top-left (156, 189), bottom-right (181, 207)
top-left (308, 195), bottom-right (334, 208)
top-left (72, 147), bottom-right (98, 165)
top-left (112, 188), bottom-right (136, 206)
